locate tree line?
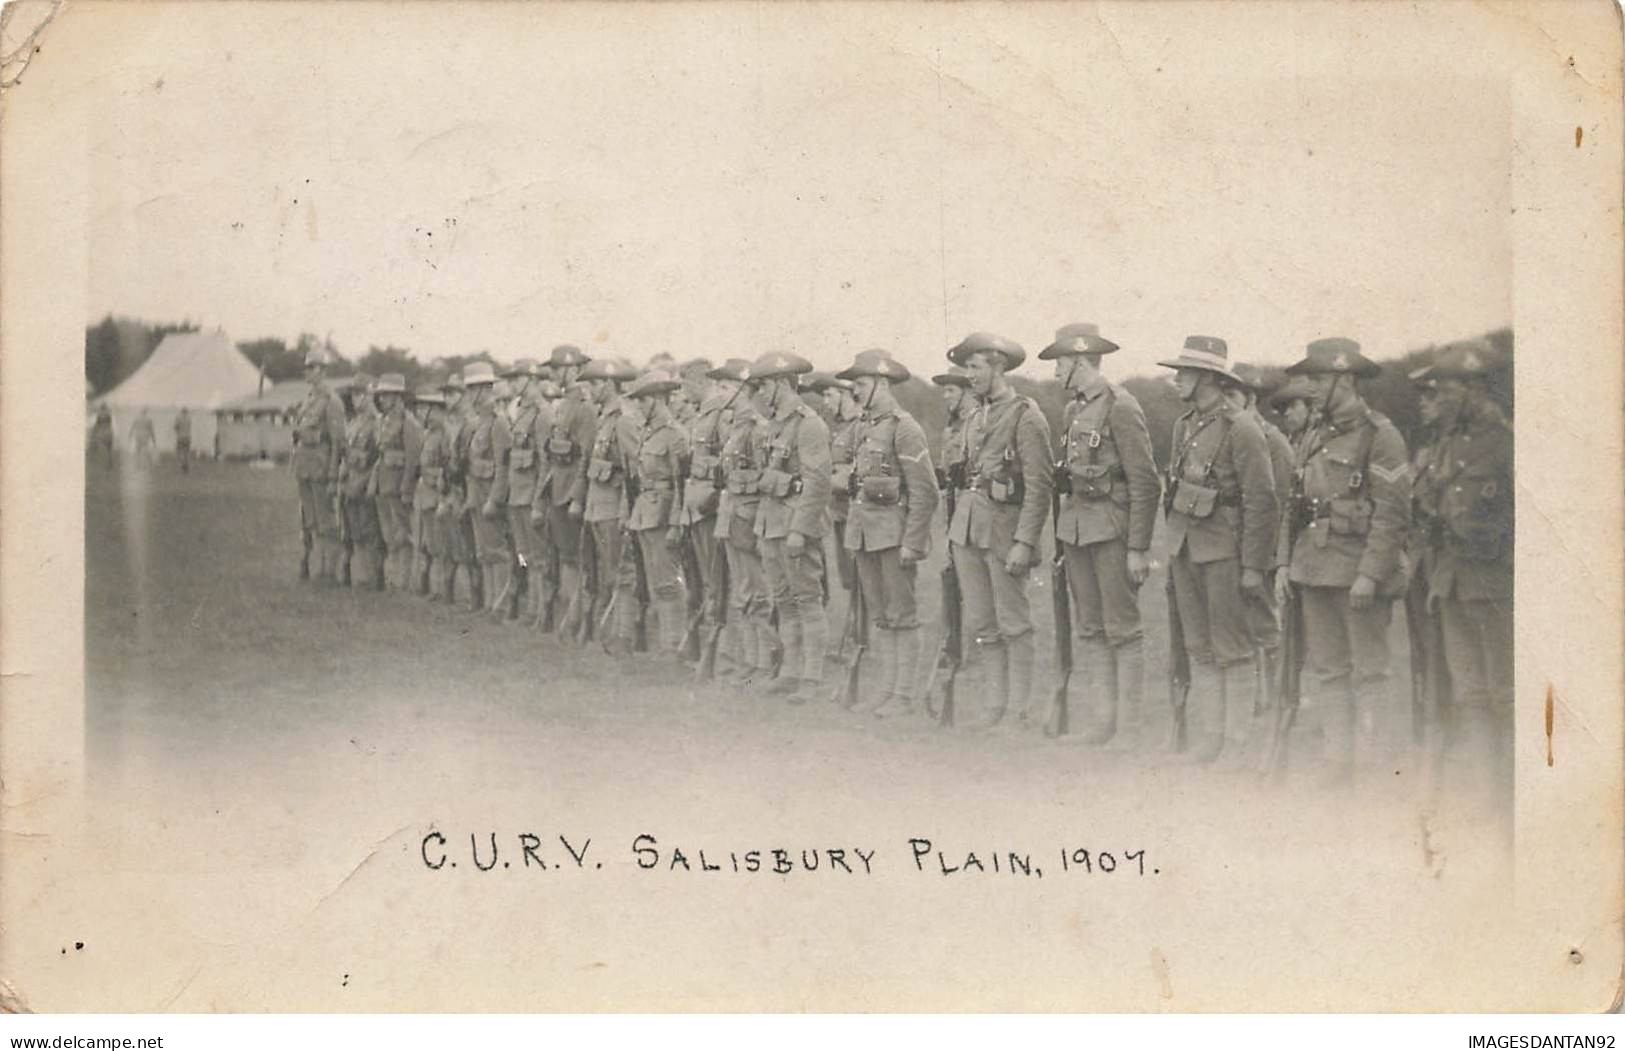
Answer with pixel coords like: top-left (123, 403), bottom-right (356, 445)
top-left (86, 314), bottom-right (1511, 468)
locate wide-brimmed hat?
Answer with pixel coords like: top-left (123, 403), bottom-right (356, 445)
top-left (1427, 339), bottom-right (1508, 381)
top-left (581, 357), bottom-right (639, 383)
top-left (627, 369), bottom-right (681, 399)
top-left (801, 370), bottom-right (851, 393)
top-left (501, 358), bottom-right (537, 379)
top-left (947, 332), bottom-right (1024, 370)
top-left (1268, 375), bottom-right (1316, 408)
top-left (708, 358), bottom-right (755, 383)
top-left (680, 357), bottom-right (715, 377)
top-left (748, 351), bottom-right (815, 382)
top-left (1038, 322), bottom-right (1120, 360)
top-left (931, 365), bottom-right (972, 389)
top-left (413, 387), bottom-right (445, 406)
top-left (1228, 363), bottom-right (1274, 395)
top-left (463, 361), bottom-right (497, 386)
top-left (374, 372), bottom-right (408, 395)
top-left (1157, 335), bottom-right (1241, 382)
top-left (301, 344), bottom-right (341, 370)
top-left (440, 373), bottom-right (465, 393)
top-left (548, 344), bottom-right (591, 368)
top-left (837, 348), bottom-right (911, 383)
top-left (1283, 337), bottom-right (1381, 379)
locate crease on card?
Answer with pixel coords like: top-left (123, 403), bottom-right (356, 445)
top-left (311, 824), bottom-right (413, 913)
top-left (0, 0), bottom-right (63, 90)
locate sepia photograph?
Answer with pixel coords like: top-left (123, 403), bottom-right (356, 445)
top-left (1, 0), bottom-right (1621, 1024)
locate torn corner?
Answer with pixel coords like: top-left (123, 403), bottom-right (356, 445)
top-left (0, 0), bottom-right (64, 91)
top-left (0, 976), bottom-right (33, 1014)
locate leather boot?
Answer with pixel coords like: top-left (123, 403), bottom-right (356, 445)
top-left (861, 627), bottom-right (898, 714)
top-left (1006, 632), bottom-right (1037, 728)
top-left (465, 564), bottom-right (484, 613)
top-left (1109, 639), bottom-right (1147, 752)
top-left (372, 546), bottom-right (387, 591)
top-left (416, 552), bottom-right (432, 596)
top-left (886, 626), bottom-right (924, 717)
top-left (1078, 638), bottom-right (1118, 745)
top-left (1319, 676), bottom-right (1357, 789)
top-left (977, 641), bottom-right (1011, 728)
top-left (790, 600), bottom-right (828, 705)
top-left (767, 605), bottom-right (803, 697)
top-left (661, 594), bottom-right (687, 656)
top-left (1215, 660), bottom-right (1259, 770)
top-left (727, 618), bottom-right (760, 686)
top-left (299, 533), bottom-right (312, 581)
top-left (315, 538), bottom-right (338, 586)
top-left (1188, 661), bottom-right (1225, 763)
top-left (556, 564), bottom-right (581, 638)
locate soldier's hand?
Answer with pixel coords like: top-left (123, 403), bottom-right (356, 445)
top-left (667, 525), bottom-right (685, 547)
top-left (1241, 567), bottom-right (1265, 599)
top-left (1126, 549), bottom-right (1151, 587)
top-left (1005, 542), bottom-right (1033, 576)
top-left (786, 531), bottom-right (806, 556)
top-left (482, 499), bottom-right (498, 520)
top-left (900, 546), bottom-right (922, 566)
top-left (568, 500), bottom-right (583, 520)
top-left (1349, 574), bottom-right (1377, 610)
top-left (1274, 572), bottom-right (1291, 607)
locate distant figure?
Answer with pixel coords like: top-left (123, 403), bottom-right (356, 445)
top-left (173, 408), bottom-right (193, 473)
top-left (90, 404), bottom-right (114, 468)
top-left (130, 409), bottom-right (157, 468)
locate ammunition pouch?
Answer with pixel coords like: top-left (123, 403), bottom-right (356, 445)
top-left (469, 456), bottom-right (496, 481)
top-left (833, 463), bottom-right (856, 497)
top-left (1067, 462), bottom-right (1119, 500)
top-left (759, 467), bottom-right (802, 499)
top-left (588, 457), bottom-right (620, 483)
top-left (1325, 496), bottom-right (1374, 537)
top-left (971, 472), bottom-right (1024, 506)
top-left (945, 461), bottom-right (967, 491)
top-left (858, 475), bottom-right (901, 506)
top-left (510, 448), bottom-right (536, 471)
top-left (545, 435), bottom-right (577, 463)
top-left (726, 468), bottom-right (761, 496)
top-left (380, 449), bottom-right (407, 469)
top-left (1168, 479), bottom-right (1223, 519)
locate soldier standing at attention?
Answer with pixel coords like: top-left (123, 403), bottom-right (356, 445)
top-left (931, 366), bottom-right (977, 493)
top-left (130, 409), bottom-right (158, 468)
top-left (1040, 323), bottom-right (1159, 746)
top-left (539, 345), bottom-right (598, 639)
top-left (625, 369), bottom-right (693, 657)
top-left (945, 332), bottom-right (1054, 729)
top-left (503, 360), bottom-right (551, 626)
top-left (1159, 336), bottom-right (1278, 763)
top-left (340, 377), bottom-right (387, 591)
top-left (713, 359), bottom-right (775, 685)
top-left (806, 372), bottom-right (863, 651)
top-left (436, 374), bottom-right (477, 610)
top-left (1270, 376), bottom-right (1317, 447)
top-left (836, 349), bottom-right (938, 716)
top-left (372, 373), bottom-right (423, 591)
top-left (461, 363), bottom-right (514, 619)
top-left (581, 357), bottom-right (639, 652)
top-left (1275, 338), bottom-right (1410, 786)
top-left (173, 408), bottom-right (193, 473)
top-left (410, 386), bottom-right (448, 598)
top-left (1404, 363), bottom-right (1453, 789)
top-left (747, 351), bottom-right (834, 705)
top-left (292, 346), bottom-right (347, 585)
top-left (91, 404), bottom-right (115, 469)
top-left (1421, 340), bottom-right (1512, 813)
top-left (676, 358), bottom-right (734, 670)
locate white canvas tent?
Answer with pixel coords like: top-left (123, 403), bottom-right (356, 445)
top-left (93, 330), bottom-right (262, 456)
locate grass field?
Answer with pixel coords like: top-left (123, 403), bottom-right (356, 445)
top-left (74, 457), bottom-right (1513, 1011)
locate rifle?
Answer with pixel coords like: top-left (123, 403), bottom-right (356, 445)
top-left (619, 465), bottom-right (650, 653)
top-left (1045, 488), bottom-right (1072, 738)
top-left (1166, 574), bottom-right (1190, 752)
top-left (299, 501), bottom-right (313, 579)
top-left (678, 530), bottom-right (706, 663)
top-left (698, 539), bottom-right (730, 680)
top-left (337, 488), bottom-right (353, 586)
top-left (574, 523), bottom-right (598, 644)
top-left (1260, 579), bottom-right (1304, 778)
top-left (924, 480), bottom-right (961, 727)
top-left (837, 583), bottom-right (868, 708)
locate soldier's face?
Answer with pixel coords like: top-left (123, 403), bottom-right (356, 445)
top-left (747, 379), bottom-right (775, 417)
top-left (853, 377), bottom-right (880, 407)
top-left (820, 388), bottom-right (842, 415)
top-left (1174, 368), bottom-right (1201, 401)
top-left (1434, 379), bottom-right (1468, 419)
top-left (1417, 388), bottom-right (1441, 425)
top-left (967, 353), bottom-right (999, 396)
top-left (942, 385), bottom-right (964, 413)
top-left (1284, 400), bottom-right (1309, 432)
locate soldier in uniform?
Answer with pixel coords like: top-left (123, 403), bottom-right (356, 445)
top-left (437, 373), bottom-right (480, 610)
top-left (945, 332), bottom-right (1054, 729)
top-left (713, 359), bottom-right (776, 685)
top-left (460, 362), bottom-right (514, 618)
top-left (676, 358), bottom-right (737, 672)
top-left (1404, 362), bottom-right (1454, 790)
top-left (1269, 376), bottom-right (1317, 446)
top-left (173, 408), bottom-right (193, 473)
top-left (747, 351), bottom-right (834, 705)
top-left (339, 377), bottom-right (387, 590)
top-left (1040, 323), bottom-right (1159, 745)
top-left (581, 357), bottom-right (641, 652)
top-left (805, 372), bottom-right (863, 652)
top-left (1421, 340), bottom-right (1512, 812)
top-left (500, 359), bottom-right (548, 624)
top-left (931, 366), bottom-right (978, 491)
top-left (291, 346), bottom-right (348, 585)
top-left (409, 386), bottom-right (448, 597)
top-left (1159, 336), bottom-right (1278, 763)
top-left (835, 349), bottom-right (938, 716)
top-left (1274, 337), bottom-right (1410, 786)
top-left (625, 369), bottom-right (693, 656)
top-left (539, 345), bottom-right (598, 638)
top-left (372, 373), bottom-right (423, 591)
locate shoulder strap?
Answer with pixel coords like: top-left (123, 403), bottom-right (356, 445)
top-left (1350, 412), bottom-right (1380, 493)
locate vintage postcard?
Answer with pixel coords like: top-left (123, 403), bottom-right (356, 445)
top-left (1, 0), bottom-right (1620, 1014)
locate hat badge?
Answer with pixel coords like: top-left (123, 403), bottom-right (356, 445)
top-left (1462, 350), bottom-right (1483, 371)
top-left (1333, 352), bottom-right (1349, 370)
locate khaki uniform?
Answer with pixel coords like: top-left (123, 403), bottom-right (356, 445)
top-left (843, 405), bottom-right (937, 710)
top-left (446, 404), bottom-right (482, 605)
top-left (586, 399), bottom-right (637, 645)
top-left (374, 404), bottom-right (423, 589)
top-left (681, 393), bottom-right (735, 658)
top-left (947, 387), bottom-right (1054, 722)
top-left (718, 412), bottom-right (774, 679)
top-left (1055, 376), bottom-right (1160, 742)
top-left (541, 388), bottom-right (596, 564)
top-left (828, 415), bottom-right (862, 595)
top-left (414, 416), bottom-right (452, 598)
top-left (629, 409), bottom-right (690, 652)
top-left (340, 410), bottom-right (386, 586)
top-left (1428, 402), bottom-right (1513, 801)
top-left (506, 395), bottom-right (551, 620)
top-left (756, 401), bottom-right (833, 690)
top-left (1279, 398), bottom-right (1409, 773)
top-left (173, 412), bottom-right (193, 472)
top-left (1405, 428), bottom-right (1452, 764)
top-left (292, 385), bottom-right (347, 577)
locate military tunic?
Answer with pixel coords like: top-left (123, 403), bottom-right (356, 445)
top-left (292, 384), bottom-right (347, 542)
top-left (680, 392), bottom-right (734, 621)
top-left (540, 387), bottom-right (597, 564)
top-left (466, 404), bottom-right (512, 567)
top-left (629, 409), bottom-right (690, 641)
top-left (843, 407), bottom-right (937, 630)
top-left (339, 411), bottom-right (383, 550)
top-left (414, 416), bottom-right (451, 565)
top-left (1054, 376), bottom-right (1159, 646)
top-left (585, 399), bottom-right (637, 629)
top-left (947, 387), bottom-right (1054, 645)
top-left (1164, 402), bottom-right (1277, 667)
top-left (374, 404), bottom-right (424, 573)
top-left (505, 396), bottom-right (550, 567)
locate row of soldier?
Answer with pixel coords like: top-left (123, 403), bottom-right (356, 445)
top-left (287, 326), bottom-right (1512, 798)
